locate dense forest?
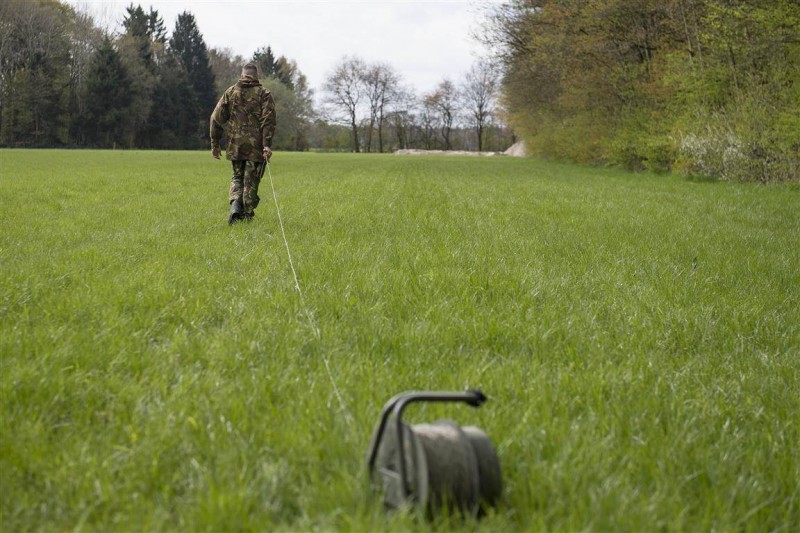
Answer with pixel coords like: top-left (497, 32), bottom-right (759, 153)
top-left (0, 0), bottom-right (512, 154)
top-left (1, 0), bottom-right (798, 181)
top-left (485, 0), bottom-right (799, 182)
top-left (0, 1), bottom-right (320, 151)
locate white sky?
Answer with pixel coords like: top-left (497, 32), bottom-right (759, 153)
top-left (66, 0), bottom-right (501, 96)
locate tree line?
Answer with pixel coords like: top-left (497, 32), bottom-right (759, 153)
top-left (321, 56), bottom-right (508, 153)
top-left (0, 0), bottom-right (512, 153)
top-left (1, 1), bottom-right (217, 149)
top-left (10, 0), bottom-right (790, 182)
top-left (484, 0), bottom-right (799, 182)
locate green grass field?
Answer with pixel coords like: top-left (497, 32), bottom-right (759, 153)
top-left (1, 149), bottom-right (798, 531)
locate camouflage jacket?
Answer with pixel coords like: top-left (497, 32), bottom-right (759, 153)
top-left (210, 75), bottom-right (276, 162)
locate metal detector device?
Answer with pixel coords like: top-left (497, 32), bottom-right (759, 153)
top-left (366, 390), bottom-right (502, 516)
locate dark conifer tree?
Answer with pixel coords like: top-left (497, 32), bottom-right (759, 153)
top-left (121, 5), bottom-right (168, 145)
top-left (146, 8), bottom-right (168, 44)
top-left (144, 53), bottom-right (196, 149)
top-left (122, 4), bottom-right (154, 69)
top-left (252, 46), bottom-right (278, 78)
top-left (169, 11), bottom-right (216, 146)
top-left (83, 38), bottom-right (134, 147)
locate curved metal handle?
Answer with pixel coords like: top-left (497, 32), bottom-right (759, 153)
top-left (366, 389), bottom-right (488, 502)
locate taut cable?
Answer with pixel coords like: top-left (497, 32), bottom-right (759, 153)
top-left (265, 161), bottom-right (353, 425)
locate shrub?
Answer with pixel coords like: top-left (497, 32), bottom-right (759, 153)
top-left (678, 88), bottom-right (799, 183)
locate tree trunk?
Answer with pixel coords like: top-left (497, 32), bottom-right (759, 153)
top-left (350, 111), bottom-right (360, 153)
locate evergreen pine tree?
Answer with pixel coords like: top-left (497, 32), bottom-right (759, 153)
top-left (122, 5), bottom-right (154, 69)
top-left (144, 53), bottom-right (196, 149)
top-left (252, 46), bottom-right (278, 78)
top-left (120, 4), bottom-right (169, 146)
top-left (84, 38), bottom-right (134, 147)
top-left (169, 11), bottom-right (216, 146)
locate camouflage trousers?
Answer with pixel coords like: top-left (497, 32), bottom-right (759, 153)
top-left (229, 160), bottom-right (263, 214)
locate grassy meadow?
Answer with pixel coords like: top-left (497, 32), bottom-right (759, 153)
top-left (1, 149), bottom-right (798, 531)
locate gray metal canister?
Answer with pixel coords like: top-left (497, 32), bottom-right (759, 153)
top-left (366, 390), bottom-right (502, 516)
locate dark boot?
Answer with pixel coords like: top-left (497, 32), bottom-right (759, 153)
top-left (228, 198), bottom-right (244, 225)
top-left (243, 211), bottom-right (255, 222)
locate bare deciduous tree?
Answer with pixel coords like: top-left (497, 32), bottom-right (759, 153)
top-left (362, 63), bottom-right (402, 152)
top-left (423, 79), bottom-right (459, 150)
top-left (323, 56), bottom-right (366, 152)
top-left (387, 86), bottom-right (417, 150)
top-left (461, 58), bottom-right (498, 152)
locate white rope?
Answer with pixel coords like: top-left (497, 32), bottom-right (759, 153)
top-left (265, 162), bottom-right (318, 338)
top-left (264, 161), bottom-right (353, 425)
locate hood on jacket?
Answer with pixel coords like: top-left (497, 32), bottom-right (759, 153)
top-left (237, 75), bottom-right (261, 88)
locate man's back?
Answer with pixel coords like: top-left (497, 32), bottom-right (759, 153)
top-left (210, 76), bottom-right (276, 162)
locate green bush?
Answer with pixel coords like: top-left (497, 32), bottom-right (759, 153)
top-left (642, 137), bottom-right (677, 173)
top-left (608, 132), bottom-right (677, 174)
top-left (608, 136), bottom-right (646, 172)
top-left (679, 94), bottom-right (799, 183)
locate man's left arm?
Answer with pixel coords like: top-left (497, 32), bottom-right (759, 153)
top-left (260, 91), bottom-right (276, 160)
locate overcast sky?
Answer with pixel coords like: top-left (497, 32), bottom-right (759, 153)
top-left (67, 0), bottom-right (501, 95)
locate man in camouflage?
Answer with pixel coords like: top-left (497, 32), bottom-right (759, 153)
top-left (210, 63), bottom-right (277, 224)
